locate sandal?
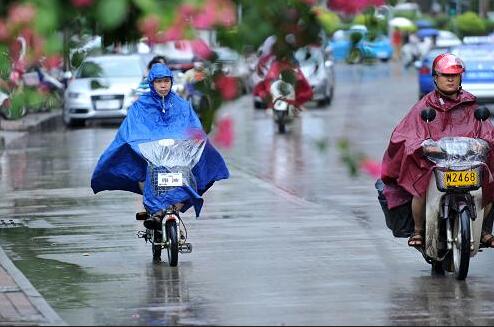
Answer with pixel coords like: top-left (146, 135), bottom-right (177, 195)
top-left (480, 231), bottom-right (494, 248)
top-left (408, 232), bottom-right (424, 247)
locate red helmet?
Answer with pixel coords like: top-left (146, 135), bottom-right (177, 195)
top-left (432, 53), bottom-right (465, 75)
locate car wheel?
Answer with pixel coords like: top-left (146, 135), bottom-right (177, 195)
top-left (326, 85), bottom-right (334, 106)
top-left (254, 100), bottom-right (266, 110)
top-left (63, 110), bottom-right (85, 128)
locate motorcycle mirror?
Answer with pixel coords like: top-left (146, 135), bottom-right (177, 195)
top-left (420, 108), bottom-right (436, 122)
top-left (474, 106), bottom-right (491, 121)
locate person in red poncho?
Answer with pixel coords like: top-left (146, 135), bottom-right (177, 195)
top-left (381, 53), bottom-right (494, 248)
top-left (253, 54), bottom-right (313, 111)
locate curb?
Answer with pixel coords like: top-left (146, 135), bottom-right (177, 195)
top-left (0, 247), bottom-right (66, 326)
top-left (0, 110), bottom-right (66, 325)
top-left (0, 111), bottom-right (62, 132)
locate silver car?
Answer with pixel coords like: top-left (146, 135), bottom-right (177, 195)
top-left (295, 46), bottom-right (335, 107)
top-left (63, 54), bottom-right (146, 127)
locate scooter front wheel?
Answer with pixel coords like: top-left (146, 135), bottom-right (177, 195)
top-left (453, 210), bottom-right (471, 280)
top-left (277, 121), bottom-right (286, 134)
top-left (165, 220), bottom-right (179, 267)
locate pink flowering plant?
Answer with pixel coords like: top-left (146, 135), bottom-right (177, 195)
top-left (0, 0), bottom-right (390, 155)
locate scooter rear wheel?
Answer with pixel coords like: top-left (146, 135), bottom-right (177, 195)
top-left (277, 121), bottom-right (286, 134)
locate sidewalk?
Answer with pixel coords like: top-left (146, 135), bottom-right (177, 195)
top-left (0, 110), bottom-right (66, 325)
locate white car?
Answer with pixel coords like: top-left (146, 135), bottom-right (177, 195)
top-left (63, 54), bottom-right (146, 127)
top-left (295, 46), bottom-right (335, 107)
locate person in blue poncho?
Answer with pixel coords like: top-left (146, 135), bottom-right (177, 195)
top-left (91, 63), bottom-right (230, 229)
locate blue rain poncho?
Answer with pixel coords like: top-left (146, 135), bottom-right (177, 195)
top-left (91, 63), bottom-right (229, 217)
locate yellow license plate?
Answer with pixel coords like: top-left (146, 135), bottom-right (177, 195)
top-left (444, 170), bottom-right (478, 187)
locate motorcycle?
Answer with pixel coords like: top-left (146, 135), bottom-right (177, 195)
top-left (269, 78), bottom-right (297, 134)
top-left (23, 65), bottom-right (65, 112)
top-left (185, 82), bottom-right (210, 117)
top-left (135, 138), bottom-right (200, 266)
top-left (417, 106), bottom-right (492, 279)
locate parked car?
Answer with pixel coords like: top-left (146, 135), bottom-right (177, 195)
top-left (451, 43), bottom-right (494, 111)
top-left (211, 46), bottom-right (251, 94)
top-left (294, 45), bottom-right (335, 106)
top-left (63, 54), bottom-right (146, 127)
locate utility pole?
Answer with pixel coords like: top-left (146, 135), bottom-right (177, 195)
top-left (479, 0), bottom-right (488, 18)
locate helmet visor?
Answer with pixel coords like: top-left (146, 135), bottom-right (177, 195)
top-left (435, 55), bottom-right (465, 74)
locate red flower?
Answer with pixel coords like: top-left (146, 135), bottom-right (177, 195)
top-left (186, 128), bottom-right (206, 142)
top-left (359, 158), bottom-right (382, 179)
top-left (8, 4), bottom-right (36, 25)
top-left (71, 0), bottom-right (93, 8)
top-left (162, 24), bottom-right (185, 42)
top-left (215, 75), bottom-right (238, 100)
top-left (212, 117), bottom-right (234, 149)
top-left (0, 21), bottom-right (8, 41)
top-left (191, 39), bottom-right (213, 60)
top-left (44, 55), bottom-right (62, 70)
top-left (327, 0), bottom-right (384, 15)
top-left (138, 15), bottom-right (160, 38)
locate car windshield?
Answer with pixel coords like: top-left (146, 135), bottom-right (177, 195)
top-left (77, 57), bottom-right (143, 78)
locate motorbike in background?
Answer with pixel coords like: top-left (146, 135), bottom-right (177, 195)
top-left (269, 78), bottom-right (297, 134)
top-left (0, 65), bottom-right (65, 120)
top-left (417, 106), bottom-right (492, 280)
top-left (23, 65), bottom-right (65, 112)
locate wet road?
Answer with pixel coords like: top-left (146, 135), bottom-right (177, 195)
top-left (1, 62), bottom-right (494, 325)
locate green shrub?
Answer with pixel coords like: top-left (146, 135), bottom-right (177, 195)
top-left (430, 14), bottom-right (448, 30)
top-left (484, 19), bottom-right (494, 34)
top-left (316, 8), bottom-right (341, 35)
top-left (394, 11), bottom-right (418, 21)
top-left (456, 11), bottom-right (486, 37)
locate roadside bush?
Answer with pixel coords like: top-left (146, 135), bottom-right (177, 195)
top-left (393, 11), bottom-right (418, 21)
top-left (484, 19), bottom-right (494, 34)
top-left (316, 7), bottom-right (341, 35)
top-left (433, 14), bottom-right (451, 30)
top-left (455, 11), bottom-right (486, 37)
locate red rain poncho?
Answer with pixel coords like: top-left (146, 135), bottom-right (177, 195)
top-left (381, 89), bottom-right (494, 209)
top-left (253, 59), bottom-right (313, 108)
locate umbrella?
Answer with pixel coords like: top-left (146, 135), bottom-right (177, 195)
top-left (416, 28), bottom-right (439, 39)
top-left (389, 17), bottom-right (414, 29)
